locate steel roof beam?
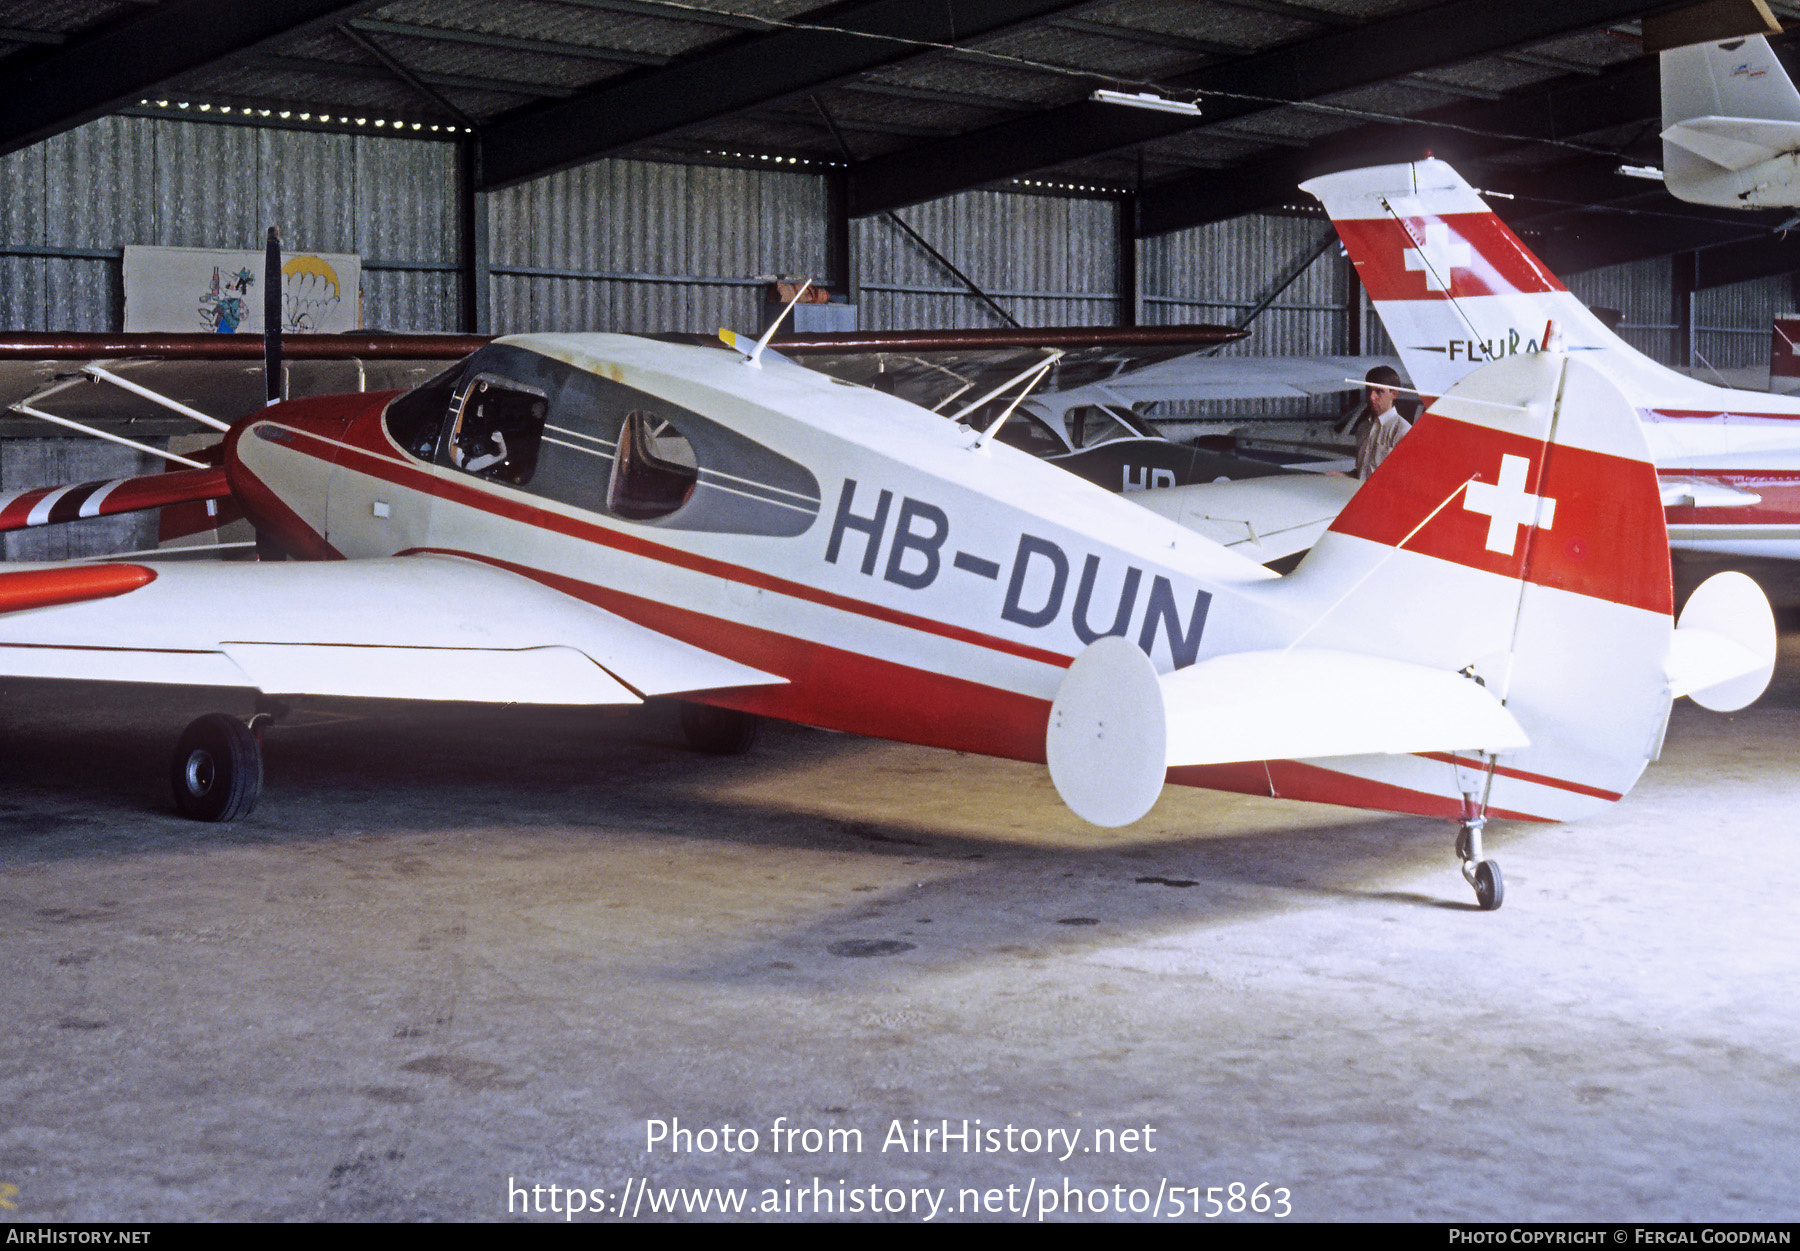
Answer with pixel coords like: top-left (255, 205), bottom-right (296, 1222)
top-left (0, 0), bottom-right (383, 158)
top-left (477, 0), bottom-right (1101, 191)
top-left (847, 0), bottom-right (1668, 217)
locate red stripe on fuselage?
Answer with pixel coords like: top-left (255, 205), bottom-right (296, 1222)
top-left (424, 548), bottom-right (1059, 762)
top-left (1330, 413), bottom-right (1672, 615)
top-left (1336, 212), bottom-right (1565, 303)
top-left (1416, 752), bottom-right (1623, 802)
top-left (290, 413), bottom-right (1079, 671)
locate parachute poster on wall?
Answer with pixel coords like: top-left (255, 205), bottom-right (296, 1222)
top-left (123, 244), bottom-right (361, 334)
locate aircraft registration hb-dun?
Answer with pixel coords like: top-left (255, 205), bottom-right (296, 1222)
top-left (1304, 156), bottom-right (1800, 559)
top-left (0, 248), bottom-right (1776, 910)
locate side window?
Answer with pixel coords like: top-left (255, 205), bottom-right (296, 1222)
top-left (608, 410), bottom-right (697, 520)
top-left (447, 373), bottom-right (547, 486)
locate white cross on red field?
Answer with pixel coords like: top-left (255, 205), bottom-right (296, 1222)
top-left (1403, 222), bottom-right (1472, 292)
top-left (1463, 453), bottom-right (1556, 555)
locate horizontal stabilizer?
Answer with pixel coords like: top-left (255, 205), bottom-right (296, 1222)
top-left (1660, 478), bottom-right (1762, 508)
top-left (1047, 636), bottom-right (1526, 827)
top-left (1661, 116), bottom-right (1800, 170)
top-left (1667, 571), bottom-right (1776, 711)
top-left (1160, 648), bottom-right (1528, 765)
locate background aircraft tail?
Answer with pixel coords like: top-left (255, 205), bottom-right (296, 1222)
top-left (1661, 34), bottom-right (1800, 207)
top-left (1300, 159), bottom-right (1708, 406)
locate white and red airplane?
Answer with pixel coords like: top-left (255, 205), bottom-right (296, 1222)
top-left (0, 306), bottom-right (1773, 909)
top-left (1303, 157), bottom-right (1800, 560)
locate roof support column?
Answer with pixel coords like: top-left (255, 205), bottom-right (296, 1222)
top-left (1674, 250), bottom-right (1697, 370)
top-left (458, 137), bottom-right (490, 336)
top-left (1117, 194), bottom-right (1139, 328)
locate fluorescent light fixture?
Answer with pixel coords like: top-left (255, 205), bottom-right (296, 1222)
top-left (1618, 163), bottom-right (1666, 182)
top-left (1090, 89), bottom-right (1200, 117)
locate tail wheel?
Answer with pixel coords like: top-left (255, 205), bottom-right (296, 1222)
top-left (679, 703), bottom-right (761, 755)
top-left (170, 713), bottom-right (263, 822)
top-left (1473, 860), bottom-right (1504, 911)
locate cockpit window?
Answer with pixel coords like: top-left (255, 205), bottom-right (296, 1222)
top-left (608, 410), bottom-right (697, 520)
top-left (445, 373), bottom-right (547, 486)
top-left (992, 411), bottom-right (1069, 456)
top-left (384, 360), bottom-right (467, 460)
top-left (1065, 405), bottom-right (1139, 450)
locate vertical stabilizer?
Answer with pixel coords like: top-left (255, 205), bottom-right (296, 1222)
top-left (1301, 159), bottom-right (1715, 406)
top-left (1230, 343), bottom-right (1679, 822)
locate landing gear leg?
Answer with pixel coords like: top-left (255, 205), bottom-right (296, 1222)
top-left (1456, 810), bottom-right (1504, 911)
top-left (170, 712), bottom-right (264, 822)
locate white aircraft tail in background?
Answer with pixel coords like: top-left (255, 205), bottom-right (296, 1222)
top-left (1303, 157), bottom-right (1800, 559)
top-left (1660, 33), bottom-right (1800, 210)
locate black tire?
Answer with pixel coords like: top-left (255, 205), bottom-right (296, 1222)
top-left (170, 713), bottom-right (263, 822)
top-left (1474, 859), bottom-right (1504, 911)
top-left (679, 703), bottom-right (761, 755)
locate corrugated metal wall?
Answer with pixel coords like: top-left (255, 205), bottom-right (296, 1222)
top-left (0, 114), bottom-right (460, 333)
top-left (1143, 213), bottom-right (1355, 418)
top-left (0, 114), bottom-right (460, 557)
top-left (486, 159), bottom-right (829, 336)
top-left (855, 190), bottom-right (1119, 330)
top-left (1564, 256), bottom-right (1678, 366)
top-left (1694, 272), bottom-right (1799, 371)
top-left (4, 110), bottom-right (1799, 559)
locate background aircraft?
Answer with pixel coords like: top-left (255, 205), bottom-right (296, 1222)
top-left (1661, 33), bottom-right (1800, 210)
top-left (1303, 157), bottom-right (1800, 562)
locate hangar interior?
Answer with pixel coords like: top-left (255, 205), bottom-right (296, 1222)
top-left (3, 0), bottom-right (1800, 1224)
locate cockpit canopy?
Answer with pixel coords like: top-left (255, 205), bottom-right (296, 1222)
top-left (385, 342), bottom-right (821, 537)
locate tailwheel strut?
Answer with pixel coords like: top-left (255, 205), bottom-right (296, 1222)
top-left (1455, 805), bottom-right (1504, 912)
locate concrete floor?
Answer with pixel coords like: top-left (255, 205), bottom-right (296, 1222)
top-left (3, 633), bottom-right (1799, 1222)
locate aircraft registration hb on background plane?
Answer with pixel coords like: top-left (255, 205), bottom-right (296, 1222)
top-left (0, 281), bottom-right (1775, 907)
top-left (1303, 156), bottom-right (1800, 561)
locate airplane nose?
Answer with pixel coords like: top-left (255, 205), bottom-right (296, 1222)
top-left (222, 390), bottom-right (396, 561)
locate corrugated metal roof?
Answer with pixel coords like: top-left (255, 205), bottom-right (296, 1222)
top-left (0, 0), bottom-right (1774, 275)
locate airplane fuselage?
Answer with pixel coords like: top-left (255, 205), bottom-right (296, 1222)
top-left (225, 333), bottom-right (1289, 766)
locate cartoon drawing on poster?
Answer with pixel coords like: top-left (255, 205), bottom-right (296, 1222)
top-left (125, 244), bottom-right (360, 334)
top-left (198, 265), bottom-right (256, 333)
top-left (280, 254), bottom-right (344, 332)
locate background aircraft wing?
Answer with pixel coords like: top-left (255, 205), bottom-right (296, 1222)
top-left (1127, 473), bottom-right (1362, 564)
top-left (0, 553), bottom-right (784, 704)
top-left (0, 465), bottom-right (231, 536)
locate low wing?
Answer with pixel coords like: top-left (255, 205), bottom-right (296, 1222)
top-left (1126, 473), bottom-right (1361, 564)
top-left (0, 553), bottom-right (783, 704)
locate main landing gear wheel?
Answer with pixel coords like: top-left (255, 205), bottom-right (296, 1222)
top-left (679, 703), bottom-right (761, 755)
top-left (1455, 817), bottom-right (1504, 911)
top-left (170, 713), bottom-right (263, 822)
